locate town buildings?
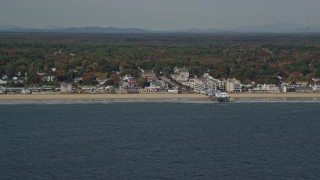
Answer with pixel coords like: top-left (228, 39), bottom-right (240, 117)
top-left (226, 78), bottom-right (242, 93)
top-left (1, 65), bottom-right (320, 94)
top-left (171, 66), bottom-right (194, 87)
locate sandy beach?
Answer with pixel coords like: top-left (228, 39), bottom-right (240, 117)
top-left (0, 93), bottom-right (209, 101)
top-left (230, 93), bottom-right (320, 99)
top-left (1, 93), bottom-right (320, 102)
top-left (229, 93), bottom-right (320, 102)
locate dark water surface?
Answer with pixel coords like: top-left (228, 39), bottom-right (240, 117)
top-left (1, 102), bottom-right (320, 179)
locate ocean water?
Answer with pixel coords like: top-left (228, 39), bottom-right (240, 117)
top-left (1, 102), bottom-right (320, 179)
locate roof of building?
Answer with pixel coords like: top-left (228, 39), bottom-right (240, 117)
top-left (227, 78), bottom-right (241, 84)
top-left (179, 68), bottom-right (189, 73)
top-left (141, 71), bottom-right (156, 76)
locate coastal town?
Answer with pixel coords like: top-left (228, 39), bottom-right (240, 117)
top-left (2, 31), bottom-right (320, 102)
top-left (1, 65), bottom-right (320, 97)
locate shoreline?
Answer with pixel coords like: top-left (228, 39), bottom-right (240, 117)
top-left (230, 93), bottom-right (320, 99)
top-left (1, 93), bottom-right (320, 103)
top-left (230, 93), bottom-right (320, 102)
top-left (0, 93), bottom-right (209, 101)
top-left (230, 93), bottom-right (320, 101)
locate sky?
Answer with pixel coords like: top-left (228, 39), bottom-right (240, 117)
top-left (1, 0), bottom-right (319, 30)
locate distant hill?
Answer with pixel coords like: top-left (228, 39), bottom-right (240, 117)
top-left (1, 23), bottom-right (320, 33)
top-left (178, 23), bottom-right (320, 33)
top-left (223, 22), bottom-right (306, 33)
top-left (0, 26), bottom-right (153, 33)
top-left (176, 28), bottom-right (226, 33)
top-left (59, 27), bottom-right (152, 33)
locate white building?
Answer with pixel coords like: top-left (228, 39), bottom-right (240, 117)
top-left (172, 66), bottom-right (193, 87)
top-left (43, 76), bottom-right (55, 82)
top-left (225, 78), bottom-right (242, 92)
top-left (193, 74), bottom-right (220, 93)
top-left (61, 83), bottom-right (73, 93)
top-left (193, 78), bottom-right (206, 93)
top-left (218, 79), bottom-right (226, 91)
top-left (0, 79), bottom-right (7, 85)
top-left (266, 84), bottom-right (280, 93)
top-left (173, 66), bottom-right (189, 78)
top-left (310, 84), bottom-right (320, 92)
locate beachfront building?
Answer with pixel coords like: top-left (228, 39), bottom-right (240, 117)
top-left (61, 83), bottom-right (73, 93)
top-left (171, 66), bottom-right (193, 87)
top-left (139, 79), bottom-right (169, 93)
top-left (0, 86), bottom-right (5, 94)
top-left (203, 74), bottom-right (219, 91)
top-left (296, 87), bottom-right (313, 93)
top-left (218, 78), bottom-right (226, 91)
top-left (310, 84), bottom-right (320, 92)
top-left (193, 78), bottom-right (206, 93)
top-left (296, 81), bottom-right (308, 87)
top-left (250, 84), bottom-right (268, 93)
top-left (149, 80), bottom-right (168, 89)
top-left (241, 84), bottom-right (254, 92)
top-left (281, 84), bottom-right (296, 92)
top-left (21, 88), bottom-right (31, 94)
top-left (266, 84), bottom-right (280, 93)
top-left (193, 73), bottom-right (235, 93)
top-left (249, 84), bottom-right (280, 93)
top-left (225, 78), bottom-right (242, 93)
top-left (193, 73), bottom-right (220, 94)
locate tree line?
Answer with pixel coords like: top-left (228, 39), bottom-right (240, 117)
top-left (1, 32), bottom-right (320, 86)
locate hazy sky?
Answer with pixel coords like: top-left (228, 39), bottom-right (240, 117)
top-left (1, 0), bottom-right (319, 30)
